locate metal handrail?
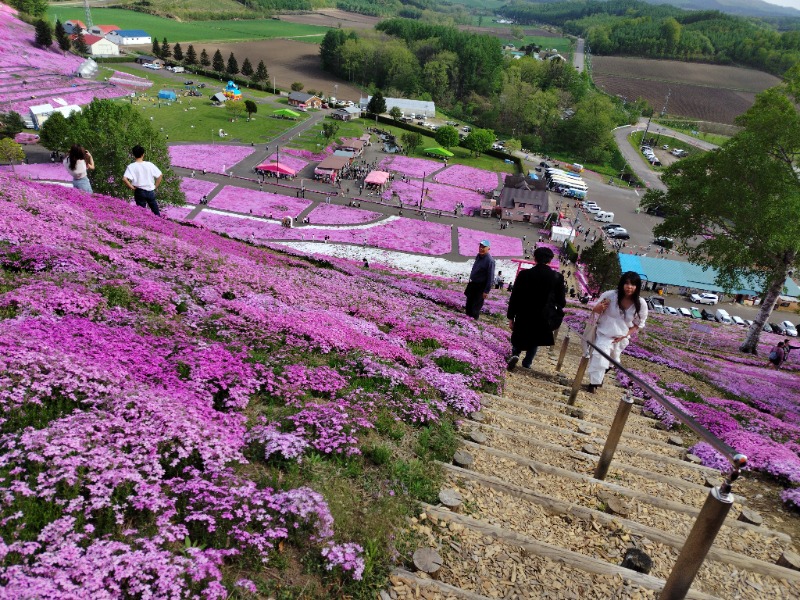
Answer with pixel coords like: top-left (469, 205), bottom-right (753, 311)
top-left (564, 320), bottom-right (747, 474)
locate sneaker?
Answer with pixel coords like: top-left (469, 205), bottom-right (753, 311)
top-left (507, 355), bottom-right (519, 371)
top-left (584, 384), bottom-right (598, 394)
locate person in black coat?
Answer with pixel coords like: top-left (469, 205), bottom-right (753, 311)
top-left (506, 246), bottom-right (566, 370)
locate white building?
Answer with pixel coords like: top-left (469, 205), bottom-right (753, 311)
top-left (29, 104), bottom-right (82, 130)
top-left (359, 96), bottom-right (435, 118)
top-left (106, 29), bottom-right (152, 46)
top-left (82, 35), bottom-right (120, 56)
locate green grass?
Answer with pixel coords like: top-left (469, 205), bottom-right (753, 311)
top-left (524, 35), bottom-right (572, 54)
top-left (107, 66), bottom-right (308, 144)
top-left (47, 7), bottom-right (331, 43)
top-left (654, 121), bottom-right (730, 147)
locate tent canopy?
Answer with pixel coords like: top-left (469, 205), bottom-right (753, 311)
top-left (365, 170), bottom-right (391, 186)
top-left (256, 161), bottom-right (297, 175)
top-left (424, 147), bottom-right (454, 157)
top-left (274, 108), bottom-right (300, 117)
top-left (158, 90), bottom-right (177, 100)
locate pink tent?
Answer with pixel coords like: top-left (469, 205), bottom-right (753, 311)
top-left (256, 161), bottom-right (297, 176)
top-left (364, 170), bottom-right (391, 186)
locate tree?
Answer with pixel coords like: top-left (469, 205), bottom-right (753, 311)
top-left (0, 111), bottom-right (25, 139)
top-left (152, 38), bottom-right (161, 58)
top-left (366, 91), bottom-right (387, 115)
top-left (241, 58), bottom-right (253, 78)
top-left (225, 101), bottom-right (244, 121)
top-left (161, 38), bottom-right (171, 60)
top-left (253, 60), bottom-right (269, 85)
top-left (435, 125), bottom-right (459, 149)
top-left (55, 20), bottom-right (71, 53)
top-left (0, 138), bottom-right (26, 174)
top-left (10, 0), bottom-right (48, 17)
top-left (34, 19), bottom-right (52, 48)
top-left (212, 50), bottom-right (225, 73)
top-left (226, 53), bottom-right (239, 76)
top-left (200, 49), bottom-right (210, 67)
top-left (42, 99), bottom-right (183, 205)
top-left (185, 45), bottom-right (197, 65)
top-left (389, 106), bottom-right (403, 121)
top-left (244, 99), bottom-right (257, 119)
top-left (173, 43), bottom-right (183, 62)
top-left (401, 131), bottom-right (422, 155)
top-left (580, 239), bottom-right (621, 293)
top-left (463, 128), bottom-right (494, 157)
top-left (73, 31), bottom-right (88, 55)
top-left (291, 82), bottom-right (304, 92)
top-left (504, 138), bottom-right (522, 153)
top-left (643, 71), bottom-right (800, 354)
top-left (38, 111), bottom-right (71, 151)
top-left (322, 121), bottom-right (340, 143)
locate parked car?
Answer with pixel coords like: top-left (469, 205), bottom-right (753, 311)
top-left (770, 322), bottom-right (786, 334)
top-left (690, 308), bottom-right (703, 319)
top-left (690, 293), bottom-right (719, 305)
top-left (601, 223), bottom-right (623, 231)
top-left (608, 228), bottom-right (630, 240)
top-left (731, 315), bottom-right (746, 326)
top-left (782, 321), bottom-right (798, 336)
top-left (585, 205), bottom-right (602, 215)
top-left (654, 237), bottom-right (674, 248)
top-left (700, 309), bottom-right (715, 321)
top-left (764, 322), bottom-right (774, 333)
top-left (462, 126), bottom-right (471, 132)
top-left (198, 83), bottom-right (206, 88)
top-left (662, 144), bottom-right (670, 150)
top-left (664, 306), bottom-right (679, 316)
top-left (744, 319), bottom-right (754, 327)
top-left (678, 307), bottom-right (692, 317)
top-left (183, 80), bottom-right (194, 85)
top-left (715, 309), bottom-right (733, 324)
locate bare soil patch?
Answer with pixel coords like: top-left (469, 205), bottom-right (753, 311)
top-left (592, 57), bottom-right (781, 125)
top-left (276, 9), bottom-right (380, 30)
top-left (193, 39), bottom-right (363, 101)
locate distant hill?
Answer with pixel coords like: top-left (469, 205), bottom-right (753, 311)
top-left (639, 0), bottom-right (800, 18)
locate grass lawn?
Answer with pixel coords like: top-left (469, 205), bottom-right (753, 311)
top-left (47, 7), bottom-right (331, 43)
top-left (290, 119), bottom-right (364, 152)
top-left (524, 35), bottom-right (572, 54)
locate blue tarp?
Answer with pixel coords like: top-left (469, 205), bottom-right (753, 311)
top-left (618, 255), bottom-right (800, 297)
top-left (158, 90), bottom-right (176, 100)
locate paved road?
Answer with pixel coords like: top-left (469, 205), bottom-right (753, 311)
top-left (573, 38), bottom-right (585, 73)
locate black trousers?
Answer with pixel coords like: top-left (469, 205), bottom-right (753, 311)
top-left (464, 281), bottom-right (486, 319)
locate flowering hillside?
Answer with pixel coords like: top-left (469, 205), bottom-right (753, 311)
top-left (0, 174), bottom-right (508, 597)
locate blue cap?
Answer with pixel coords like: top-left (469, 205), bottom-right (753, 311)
top-left (480, 239), bottom-right (491, 247)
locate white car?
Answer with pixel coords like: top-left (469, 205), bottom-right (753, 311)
top-left (582, 201), bottom-right (598, 209)
top-left (782, 321), bottom-right (798, 336)
top-left (678, 307), bottom-right (692, 317)
top-left (731, 315), bottom-right (746, 326)
top-left (585, 205), bottom-right (602, 214)
top-left (690, 293), bottom-right (719, 305)
top-left (664, 306), bottom-right (679, 316)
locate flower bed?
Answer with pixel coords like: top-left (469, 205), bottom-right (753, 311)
top-left (280, 144), bottom-right (335, 162)
top-left (162, 205), bottom-right (195, 221)
top-left (168, 144), bottom-right (256, 174)
top-left (179, 178), bottom-right (218, 204)
top-left (382, 179), bottom-right (484, 213)
top-left (305, 204), bottom-right (382, 225)
top-left (378, 155), bottom-right (444, 179)
top-left (0, 163), bottom-right (71, 181)
top-left (434, 164), bottom-right (502, 192)
top-left (457, 228), bottom-right (523, 257)
top-left (194, 211), bottom-right (452, 255)
top-left (266, 153), bottom-right (309, 172)
top-left (207, 186), bottom-right (312, 218)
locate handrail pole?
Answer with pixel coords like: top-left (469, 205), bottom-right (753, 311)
top-left (593, 393), bottom-right (634, 480)
top-left (660, 457), bottom-right (746, 599)
top-left (556, 333), bottom-right (570, 372)
top-left (567, 355), bottom-right (589, 406)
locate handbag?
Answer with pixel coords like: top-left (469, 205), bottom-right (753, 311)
top-left (581, 313), bottom-right (599, 356)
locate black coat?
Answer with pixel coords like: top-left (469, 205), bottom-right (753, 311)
top-left (507, 264), bottom-right (566, 348)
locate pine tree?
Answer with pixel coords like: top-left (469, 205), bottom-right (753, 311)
top-left (200, 49), bottom-right (210, 67)
top-left (152, 38), bottom-right (160, 57)
top-left (173, 42), bottom-right (183, 62)
top-left (185, 45), bottom-right (197, 65)
top-left (253, 60), bottom-right (269, 85)
top-left (241, 57), bottom-right (253, 78)
top-left (54, 19), bottom-right (71, 53)
top-left (161, 37), bottom-right (171, 60)
top-left (226, 53), bottom-right (239, 76)
top-left (73, 31), bottom-right (89, 55)
top-left (212, 50), bottom-right (224, 72)
top-left (34, 19), bottom-right (53, 48)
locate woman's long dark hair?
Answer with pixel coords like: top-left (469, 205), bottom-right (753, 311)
top-left (616, 271), bottom-right (643, 317)
top-left (68, 145), bottom-right (86, 170)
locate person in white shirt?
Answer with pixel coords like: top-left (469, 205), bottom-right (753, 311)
top-left (123, 145), bottom-right (163, 216)
top-left (63, 144), bottom-right (94, 192)
top-left (585, 272), bottom-right (648, 393)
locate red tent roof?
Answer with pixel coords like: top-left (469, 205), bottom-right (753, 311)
top-left (255, 162), bottom-right (296, 176)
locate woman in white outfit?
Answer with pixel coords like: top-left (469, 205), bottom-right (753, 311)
top-left (586, 271), bottom-right (647, 393)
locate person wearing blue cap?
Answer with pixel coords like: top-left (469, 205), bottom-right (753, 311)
top-left (464, 240), bottom-right (495, 319)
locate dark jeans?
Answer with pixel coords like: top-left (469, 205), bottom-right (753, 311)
top-left (464, 281), bottom-right (486, 320)
top-left (512, 344), bottom-right (538, 368)
top-left (134, 188), bottom-right (160, 216)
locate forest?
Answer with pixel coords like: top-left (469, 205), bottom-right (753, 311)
top-left (320, 21), bottom-right (645, 166)
top-left (500, 0), bottom-right (800, 76)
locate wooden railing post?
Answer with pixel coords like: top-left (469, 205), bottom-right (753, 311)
top-left (556, 334), bottom-right (570, 372)
top-left (594, 393), bottom-right (633, 480)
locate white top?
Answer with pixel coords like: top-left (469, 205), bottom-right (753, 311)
top-left (124, 160), bottom-right (162, 191)
top-left (595, 290), bottom-right (648, 338)
top-left (64, 158), bottom-right (87, 180)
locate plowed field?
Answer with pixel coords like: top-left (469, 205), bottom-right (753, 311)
top-left (593, 57), bottom-right (781, 125)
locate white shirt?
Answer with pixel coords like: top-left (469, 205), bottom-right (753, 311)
top-left (595, 290), bottom-right (648, 338)
top-left (124, 160), bottom-right (162, 191)
top-left (64, 158), bottom-right (87, 180)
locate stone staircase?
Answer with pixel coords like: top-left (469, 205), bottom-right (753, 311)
top-left (385, 342), bottom-right (800, 599)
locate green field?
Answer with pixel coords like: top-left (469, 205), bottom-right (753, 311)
top-left (46, 7), bottom-right (331, 43)
top-left (524, 35), bottom-right (571, 54)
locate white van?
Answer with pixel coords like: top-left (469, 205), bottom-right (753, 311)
top-left (594, 211), bottom-right (615, 223)
top-left (715, 309), bottom-right (733, 324)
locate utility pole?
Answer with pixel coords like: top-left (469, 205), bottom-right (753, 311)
top-left (661, 88), bottom-right (671, 118)
top-left (83, 0), bottom-right (93, 28)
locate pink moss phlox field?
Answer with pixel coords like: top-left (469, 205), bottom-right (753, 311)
top-left (457, 227), bottom-right (523, 257)
top-left (180, 178), bottom-right (218, 204)
top-left (279, 144), bottom-right (336, 162)
top-left (266, 153), bottom-right (308, 172)
top-left (382, 179), bottom-right (484, 213)
top-left (434, 165), bottom-right (500, 192)
top-left (0, 163), bottom-right (71, 182)
top-left (378, 155), bottom-right (444, 179)
top-left (305, 204), bottom-right (382, 225)
top-left (168, 145), bottom-right (256, 174)
top-left (207, 186), bottom-right (312, 217)
top-left (0, 172), bottom-right (508, 595)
